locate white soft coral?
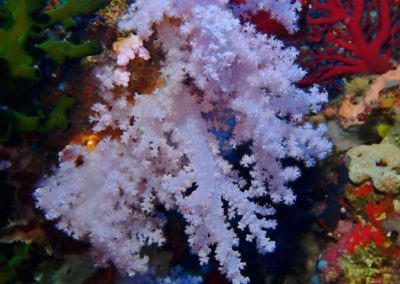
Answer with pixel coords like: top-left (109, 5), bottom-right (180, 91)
top-left (35, 1), bottom-right (331, 283)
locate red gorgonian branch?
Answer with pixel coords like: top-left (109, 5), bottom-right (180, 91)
top-left (299, 0), bottom-right (400, 85)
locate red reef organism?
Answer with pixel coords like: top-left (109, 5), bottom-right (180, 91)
top-left (230, 0), bottom-right (309, 39)
top-left (352, 182), bottom-right (374, 198)
top-left (364, 197), bottom-right (393, 227)
top-left (300, 0), bottom-right (400, 85)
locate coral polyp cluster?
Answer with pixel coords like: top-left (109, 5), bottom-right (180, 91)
top-left (34, 1), bottom-right (331, 283)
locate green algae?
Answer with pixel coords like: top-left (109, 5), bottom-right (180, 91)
top-left (0, 96), bottom-right (75, 142)
top-left (0, 0), bottom-right (108, 141)
top-left (0, 0), bottom-right (43, 81)
top-left (0, 0), bottom-right (106, 82)
top-left (36, 40), bottom-right (101, 64)
top-left (44, 0), bottom-right (109, 29)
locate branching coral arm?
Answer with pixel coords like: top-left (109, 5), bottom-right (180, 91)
top-left (370, 0), bottom-right (390, 51)
top-left (300, 64), bottom-right (367, 85)
top-left (307, 0), bottom-right (346, 25)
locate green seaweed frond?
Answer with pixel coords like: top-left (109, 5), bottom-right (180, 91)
top-left (44, 0), bottom-right (109, 29)
top-left (0, 96), bottom-right (75, 142)
top-left (36, 40), bottom-right (102, 64)
top-left (0, 0), bottom-right (108, 82)
top-left (0, 0), bottom-right (44, 81)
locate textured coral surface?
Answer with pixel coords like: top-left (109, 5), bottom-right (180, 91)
top-left (35, 1), bottom-right (331, 283)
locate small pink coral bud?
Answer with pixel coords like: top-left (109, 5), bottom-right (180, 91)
top-left (113, 34), bottom-right (150, 66)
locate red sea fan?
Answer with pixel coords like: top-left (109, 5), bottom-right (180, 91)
top-left (299, 0), bottom-right (400, 85)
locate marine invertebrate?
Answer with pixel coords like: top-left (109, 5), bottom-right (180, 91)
top-left (35, 1), bottom-right (331, 283)
top-left (346, 143), bottom-right (400, 193)
top-left (300, 0), bottom-right (400, 85)
top-left (346, 107), bottom-right (400, 193)
top-left (113, 34), bottom-right (150, 66)
top-left (318, 186), bottom-right (400, 283)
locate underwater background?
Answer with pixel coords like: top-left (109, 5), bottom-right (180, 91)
top-left (1, 0), bottom-right (400, 283)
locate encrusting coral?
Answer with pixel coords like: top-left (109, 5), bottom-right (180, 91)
top-left (346, 107), bottom-right (400, 193)
top-left (346, 143), bottom-right (400, 193)
top-left (35, 1), bottom-right (332, 283)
